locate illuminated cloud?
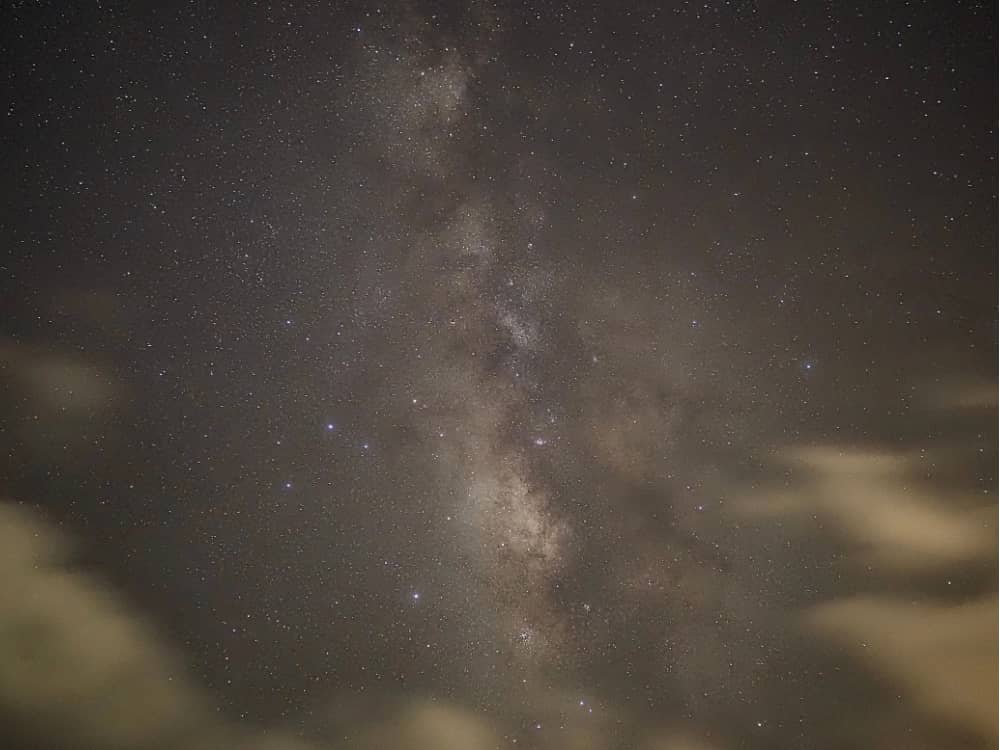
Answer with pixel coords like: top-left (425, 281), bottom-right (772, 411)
top-left (0, 500), bottom-right (505, 750)
top-left (640, 731), bottom-right (727, 750)
top-left (0, 502), bottom-right (217, 750)
top-left (0, 338), bottom-right (118, 415)
top-left (739, 447), bottom-right (995, 570)
top-left (805, 596), bottom-right (998, 740)
top-left (351, 700), bottom-right (499, 750)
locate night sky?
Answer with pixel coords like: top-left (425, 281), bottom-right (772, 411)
top-left (1, 2), bottom-right (997, 749)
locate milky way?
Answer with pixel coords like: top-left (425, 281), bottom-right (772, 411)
top-left (1, 2), bottom-right (996, 750)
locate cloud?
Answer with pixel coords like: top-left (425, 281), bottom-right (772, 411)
top-left (0, 338), bottom-right (118, 416)
top-left (923, 378), bottom-right (997, 410)
top-left (0, 501), bottom-right (333, 750)
top-left (739, 447), bottom-right (995, 571)
top-left (0, 500), bottom-right (524, 750)
top-left (0, 502), bottom-right (219, 750)
top-left (731, 428), bottom-right (997, 746)
top-left (805, 596), bottom-right (998, 740)
top-left (639, 730), bottom-right (727, 750)
top-left (720, 362), bottom-right (999, 749)
top-left (350, 700), bottom-right (498, 750)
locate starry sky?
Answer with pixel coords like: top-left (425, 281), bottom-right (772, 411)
top-left (0, 2), bottom-right (997, 749)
